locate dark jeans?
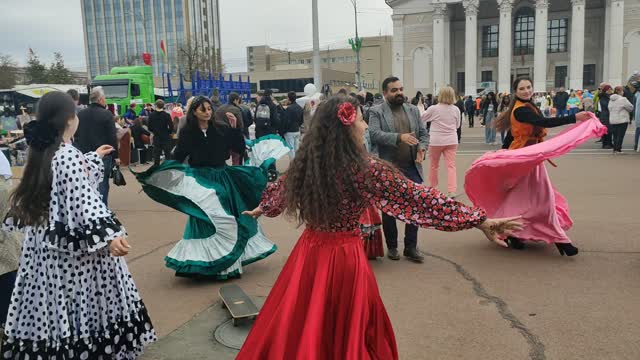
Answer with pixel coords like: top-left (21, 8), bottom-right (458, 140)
top-left (98, 156), bottom-right (113, 206)
top-left (0, 270), bottom-right (17, 326)
top-left (468, 113), bottom-right (474, 127)
top-left (153, 141), bottom-right (173, 166)
top-left (556, 108), bottom-right (567, 117)
top-left (611, 122), bottom-right (628, 152)
top-left (381, 166), bottom-right (422, 251)
top-left (635, 127), bottom-right (640, 151)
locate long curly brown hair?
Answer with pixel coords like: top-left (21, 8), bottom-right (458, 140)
top-left (283, 95), bottom-right (368, 227)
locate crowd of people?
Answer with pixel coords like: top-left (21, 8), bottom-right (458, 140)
top-left (0, 69), bottom-right (633, 359)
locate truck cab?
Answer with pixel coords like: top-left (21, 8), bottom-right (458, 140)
top-left (90, 66), bottom-right (154, 116)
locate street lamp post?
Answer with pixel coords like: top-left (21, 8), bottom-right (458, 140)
top-left (312, 0), bottom-right (322, 88)
top-left (349, 0), bottom-right (362, 91)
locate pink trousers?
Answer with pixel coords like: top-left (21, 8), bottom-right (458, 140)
top-left (428, 144), bottom-right (457, 193)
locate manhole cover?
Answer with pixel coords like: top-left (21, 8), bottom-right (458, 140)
top-left (214, 319), bottom-right (253, 350)
top-left (214, 296), bottom-right (265, 350)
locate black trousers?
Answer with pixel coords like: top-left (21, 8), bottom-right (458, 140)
top-left (0, 270), bottom-right (17, 325)
top-left (153, 141), bottom-right (173, 165)
top-left (468, 113), bottom-right (474, 127)
top-left (611, 122), bottom-right (628, 152)
top-left (381, 166), bottom-right (422, 250)
top-left (601, 124), bottom-right (613, 148)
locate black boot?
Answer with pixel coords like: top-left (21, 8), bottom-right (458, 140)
top-left (555, 243), bottom-right (579, 256)
top-left (506, 237), bottom-right (526, 250)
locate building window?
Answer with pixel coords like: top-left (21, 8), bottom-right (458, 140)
top-left (583, 64), bottom-right (596, 87)
top-left (514, 8), bottom-right (535, 56)
top-left (555, 65), bottom-right (567, 88)
top-left (457, 72), bottom-right (465, 94)
top-left (481, 71), bottom-right (493, 82)
top-left (482, 25), bottom-right (499, 57)
top-left (547, 18), bottom-right (568, 53)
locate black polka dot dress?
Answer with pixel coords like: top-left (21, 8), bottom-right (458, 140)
top-left (2, 144), bottom-right (156, 359)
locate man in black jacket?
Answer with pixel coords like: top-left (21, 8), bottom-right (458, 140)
top-left (283, 91), bottom-right (303, 159)
top-left (148, 99), bottom-right (174, 166)
top-left (553, 87), bottom-right (570, 117)
top-left (464, 95), bottom-right (475, 127)
top-left (75, 86), bottom-right (119, 205)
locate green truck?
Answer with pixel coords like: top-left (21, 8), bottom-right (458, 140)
top-left (90, 65), bottom-right (155, 116)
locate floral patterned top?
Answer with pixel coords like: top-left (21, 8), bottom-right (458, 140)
top-left (260, 158), bottom-right (487, 232)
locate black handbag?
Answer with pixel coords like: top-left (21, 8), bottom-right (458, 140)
top-left (112, 165), bottom-right (126, 186)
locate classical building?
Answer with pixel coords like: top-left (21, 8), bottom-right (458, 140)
top-left (243, 36), bottom-right (393, 94)
top-left (80, 0), bottom-right (222, 79)
top-left (386, 0), bottom-right (640, 95)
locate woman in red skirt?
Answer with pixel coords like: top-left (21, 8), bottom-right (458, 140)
top-left (239, 96), bottom-right (522, 359)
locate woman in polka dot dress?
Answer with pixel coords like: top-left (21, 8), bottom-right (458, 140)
top-left (2, 92), bottom-right (156, 359)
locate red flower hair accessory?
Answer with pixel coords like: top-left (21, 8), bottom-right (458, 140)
top-left (337, 102), bottom-right (357, 126)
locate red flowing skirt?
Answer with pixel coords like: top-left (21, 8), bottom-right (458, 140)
top-left (359, 207), bottom-right (385, 259)
top-left (236, 228), bottom-right (398, 360)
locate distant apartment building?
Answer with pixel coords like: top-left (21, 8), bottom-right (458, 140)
top-left (80, 0), bottom-right (222, 79)
top-left (245, 36), bottom-right (393, 94)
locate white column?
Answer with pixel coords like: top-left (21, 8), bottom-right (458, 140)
top-left (533, 0), bottom-right (548, 92)
top-left (392, 14), bottom-right (405, 81)
top-left (608, 0), bottom-right (625, 85)
top-left (569, 0), bottom-right (586, 90)
top-left (603, 0), bottom-right (611, 82)
top-left (498, 0), bottom-right (514, 93)
top-left (444, 12), bottom-right (451, 85)
top-left (433, 3), bottom-right (447, 93)
top-left (463, 0), bottom-right (479, 95)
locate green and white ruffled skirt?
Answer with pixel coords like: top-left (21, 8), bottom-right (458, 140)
top-left (134, 161), bottom-right (276, 279)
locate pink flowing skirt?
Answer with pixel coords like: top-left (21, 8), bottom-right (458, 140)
top-left (464, 115), bottom-right (607, 244)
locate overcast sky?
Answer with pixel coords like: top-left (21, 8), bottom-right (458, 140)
top-left (1, 0), bottom-right (393, 73)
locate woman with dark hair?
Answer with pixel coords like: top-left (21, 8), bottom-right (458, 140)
top-left (131, 116), bottom-right (151, 164)
top-left (236, 95), bottom-right (523, 359)
top-left (482, 92), bottom-right (499, 144)
top-left (2, 91), bottom-right (156, 358)
top-left (467, 77), bottom-right (597, 257)
top-left (134, 96), bottom-right (277, 279)
top-left (498, 94), bottom-right (511, 143)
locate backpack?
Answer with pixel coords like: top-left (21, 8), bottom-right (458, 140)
top-left (255, 104), bottom-right (271, 128)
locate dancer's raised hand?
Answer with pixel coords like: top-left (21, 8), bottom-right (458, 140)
top-left (242, 206), bottom-right (264, 219)
top-left (477, 216), bottom-right (524, 247)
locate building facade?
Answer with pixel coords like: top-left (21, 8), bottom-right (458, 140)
top-left (386, 0), bottom-right (640, 96)
top-left (245, 36), bottom-right (393, 94)
top-left (80, 0), bottom-right (222, 79)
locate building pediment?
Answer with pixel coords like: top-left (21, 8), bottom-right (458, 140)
top-left (386, 0), bottom-right (433, 14)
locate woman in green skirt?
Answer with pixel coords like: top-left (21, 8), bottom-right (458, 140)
top-left (135, 96), bottom-right (276, 279)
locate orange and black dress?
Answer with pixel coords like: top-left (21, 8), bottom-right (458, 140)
top-left (502, 98), bottom-right (576, 150)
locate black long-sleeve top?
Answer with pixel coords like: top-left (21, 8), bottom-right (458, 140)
top-left (513, 103), bottom-right (576, 128)
top-left (502, 98), bottom-right (576, 149)
top-left (130, 124), bottom-right (150, 149)
top-left (173, 123), bottom-right (245, 167)
top-left (148, 111), bottom-right (174, 143)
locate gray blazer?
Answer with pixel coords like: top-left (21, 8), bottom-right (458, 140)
top-left (368, 102), bottom-right (429, 180)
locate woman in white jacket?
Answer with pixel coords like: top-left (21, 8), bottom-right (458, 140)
top-left (608, 86), bottom-right (634, 154)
